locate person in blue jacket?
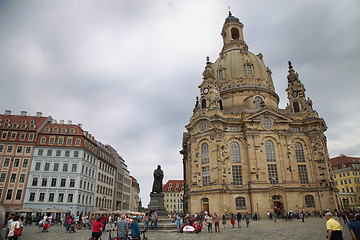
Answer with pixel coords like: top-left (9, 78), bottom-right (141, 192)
top-left (131, 216), bottom-right (140, 239)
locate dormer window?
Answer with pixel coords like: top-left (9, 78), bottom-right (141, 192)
top-left (246, 65), bottom-right (253, 75)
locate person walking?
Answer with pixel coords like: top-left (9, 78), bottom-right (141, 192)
top-left (154, 212), bottom-right (159, 230)
top-left (116, 214), bottom-right (128, 240)
top-left (7, 215), bottom-right (21, 240)
top-left (347, 213), bottom-right (360, 240)
top-left (102, 214), bottom-right (108, 232)
top-left (325, 212), bottom-right (344, 240)
top-left (92, 216), bottom-right (104, 240)
top-left (131, 217), bottom-right (140, 239)
top-left (176, 214), bottom-right (182, 231)
top-left (144, 212), bottom-right (149, 230)
top-left (230, 213), bottom-right (236, 228)
top-left (206, 214), bottom-right (213, 232)
top-left (5, 215), bottom-right (14, 239)
top-left (222, 214), bottom-right (227, 228)
top-left (245, 214), bottom-right (250, 228)
top-left (213, 213), bottom-right (220, 232)
top-left (237, 212), bottom-right (242, 228)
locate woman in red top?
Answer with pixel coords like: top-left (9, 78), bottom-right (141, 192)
top-left (92, 216), bottom-right (104, 239)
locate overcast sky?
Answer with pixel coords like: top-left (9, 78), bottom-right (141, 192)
top-left (0, 0), bottom-right (359, 207)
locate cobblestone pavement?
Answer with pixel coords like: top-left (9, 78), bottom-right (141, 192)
top-left (1, 217), bottom-right (352, 240)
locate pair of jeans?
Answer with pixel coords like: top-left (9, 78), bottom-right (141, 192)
top-left (144, 220), bottom-right (149, 230)
top-left (154, 220), bottom-right (158, 229)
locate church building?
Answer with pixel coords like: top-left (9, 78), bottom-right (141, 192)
top-left (181, 11), bottom-right (337, 217)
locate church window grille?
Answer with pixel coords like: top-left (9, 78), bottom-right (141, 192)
top-left (201, 143), bottom-right (209, 164)
top-left (231, 142), bottom-right (241, 163)
top-left (293, 102), bottom-right (300, 112)
top-left (267, 164), bottom-right (279, 184)
top-left (255, 97), bottom-right (262, 109)
top-left (265, 140), bottom-right (276, 162)
top-left (198, 122), bottom-right (206, 132)
top-left (202, 166), bottom-right (210, 186)
top-left (219, 70), bottom-right (223, 80)
top-left (294, 143), bottom-right (305, 162)
top-left (292, 127), bottom-right (300, 133)
top-left (232, 165), bottom-right (242, 185)
top-left (262, 118), bottom-right (272, 130)
top-left (305, 195), bottom-right (315, 207)
top-left (298, 165), bottom-right (309, 184)
top-left (229, 126), bottom-right (238, 132)
top-left (246, 65), bottom-right (253, 75)
top-left (235, 197), bottom-right (246, 210)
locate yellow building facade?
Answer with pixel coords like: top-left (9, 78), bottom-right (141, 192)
top-left (330, 155), bottom-right (360, 209)
top-left (181, 12), bottom-right (337, 217)
top-left (163, 180), bottom-right (184, 214)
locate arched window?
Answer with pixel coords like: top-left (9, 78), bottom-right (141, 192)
top-left (265, 140), bottom-right (276, 162)
top-left (201, 99), bottom-right (207, 109)
top-left (305, 195), bottom-right (315, 207)
top-left (231, 142), bottom-right (241, 163)
top-left (254, 97), bottom-right (263, 109)
top-left (294, 142), bottom-right (305, 162)
top-left (293, 102), bottom-right (300, 112)
top-left (201, 143), bottom-right (209, 164)
top-left (218, 100), bottom-right (223, 110)
top-left (246, 65), bottom-right (253, 75)
top-left (219, 70), bottom-right (223, 80)
top-left (231, 28), bottom-right (240, 40)
top-left (235, 197), bottom-right (246, 210)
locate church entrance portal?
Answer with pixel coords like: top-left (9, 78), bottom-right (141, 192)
top-left (272, 195), bottom-right (283, 209)
top-left (202, 198), bottom-right (209, 213)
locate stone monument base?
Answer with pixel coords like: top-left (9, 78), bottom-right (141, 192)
top-left (146, 192), bottom-right (177, 230)
top-left (148, 192), bottom-right (167, 216)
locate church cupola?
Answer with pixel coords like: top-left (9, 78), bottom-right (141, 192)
top-left (286, 61), bottom-right (313, 113)
top-left (221, 10), bottom-right (248, 54)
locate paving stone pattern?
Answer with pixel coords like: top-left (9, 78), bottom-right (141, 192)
top-left (1, 217), bottom-right (352, 240)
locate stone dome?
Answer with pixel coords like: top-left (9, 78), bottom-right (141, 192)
top-left (209, 12), bottom-right (280, 112)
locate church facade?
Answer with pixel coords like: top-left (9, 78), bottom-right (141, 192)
top-left (181, 12), bottom-right (337, 217)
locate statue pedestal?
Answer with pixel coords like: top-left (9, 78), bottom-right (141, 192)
top-left (148, 193), bottom-right (167, 217)
top-left (144, 192), bottom-right (177, 231)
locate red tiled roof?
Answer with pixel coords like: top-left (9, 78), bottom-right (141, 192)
top-left (39, 122), bottom-right (84, 136)
top-left (330, 155), bottom-right (360, 167)
top-left (163, 180), bottom-right (184, 192)
top-left (0, 114), bottom-right (49, 131)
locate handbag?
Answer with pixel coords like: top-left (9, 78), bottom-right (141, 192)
top-left (14, 227), bottom-right (22, 236)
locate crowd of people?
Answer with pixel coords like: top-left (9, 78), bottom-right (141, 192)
top-left (4, 208), bottom-right (360, 239)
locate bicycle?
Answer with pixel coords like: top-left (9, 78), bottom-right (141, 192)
top-left (106, 228), bottom-right (117, 240)
top-left (90, 228), bottom-right (117, 240)
top-left (131, 229), bottom-right (148, 240)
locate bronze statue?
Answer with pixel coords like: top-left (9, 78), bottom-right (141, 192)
top-left (151, 165), bottom-right (164, 194)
